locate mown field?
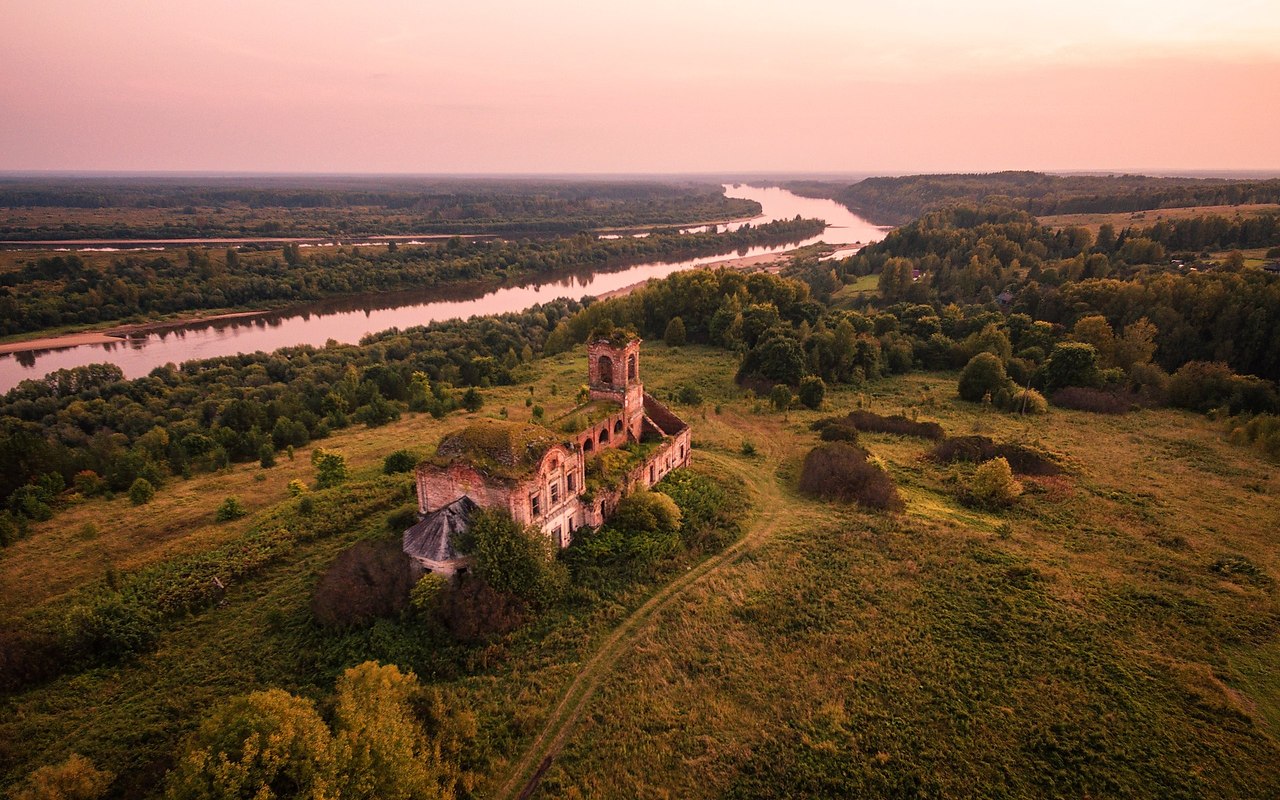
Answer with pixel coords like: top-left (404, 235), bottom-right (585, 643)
top-left (1037, 203), bottom-right (1280, 234)
top-left (2, 344), bottom-right (1278, 798)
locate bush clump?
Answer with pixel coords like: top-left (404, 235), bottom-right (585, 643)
top-left (963, 457), bottom-right (1024, 509)
top-left (930, 436), bottom-right (1061, 475)
top-left (1052, 387), bottom-right (1134, 414)
top-left (958, 353), bottom-right (1009, 402)
top-left (215, 496), bottom-right (247, 522)
top-left (798, 442), bottom-right (904, 511)
top-left (311, 539), bottom-right (417, 628)
top-left (9, 753), bottom-right (114, 800)
top-left (127, 477), bottom-right (155, 506)
top-left (383, 449), bottom-right (418, 474)
top-left (818, 410), bottom-right (944, 440)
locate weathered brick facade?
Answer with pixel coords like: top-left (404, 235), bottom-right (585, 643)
top-left (406, 335), bottom-right (691, 570)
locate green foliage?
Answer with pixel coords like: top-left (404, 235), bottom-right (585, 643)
top-left (769, 384), bottom-right (793, 412)
top-left (740, 440), bottom-right (757, 456)
top-left (9, 753), bottom-right (114, 800)
top-left (258, 443), bottom-right (276, 469)
top-left (1041, 343), bottom-right (1101, 392)
top-left (965, 456), bottom-right (1024, 509)
top-left (1168, 362), bottom-right (1280, 415)
top-left (461, 388), bottom-right (484, 412)
top-left (62, 595), bottom-right (158, 666)
top-left (958, 353), bottom-right (1009, 403)
top-left (798, 376), bottom-right (826, 410)
top-left (127, 477), bottom-right (155, 506)
top-left (313, 450), bottom-right (349, 489)
top-left (215, 496), bottom-right (247, 522)
top-left (163, 689), bottom-right (337, 800)
top-left (612, 491), bottom-right (682, 536)
top-left (664, 316), bottom-right (687, 347)
top-left (460, 509), bottom-right (566, 607)
top-left (382, 449), bottom-right (417, 474)
top-left (409, 573), bottom-right (449, 617)
top-left (288, 479), bottom-right (308, 497)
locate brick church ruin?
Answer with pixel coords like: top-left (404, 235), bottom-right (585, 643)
top-left (403, 333), bottom-right (691, 574)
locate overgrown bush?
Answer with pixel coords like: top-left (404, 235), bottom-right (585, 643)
top-left (1228, 414), bottom-right (1280, 460)
top-left (9, 753), bottom-right (114, 800)
top-left (822, 410), bottom-right (944, 440)
top-left (215, 496), bottom-right (247, 522)
top-left (1052, 387), bottom-right (1134, 414)
top-left (457, 509), bottom-right (566, 607)
top-left (383, 449), bottom-right (418, 474)
top-left (798, 375), bottom-right (826, 409)
top-left (1168, 361), bottom-right (1280, 414)
top-left (311, 539), bottom-right (416, 628)
top-left (812, 417), bottom-right (860, 443)
top-left (930, 436), bottom-right (1061, 475)
top-left (962, 457), bottom-right (1023, 509)
top-left (1007, 388), bottom-right (1048, 415)
top-left (312, 449), bottom-right (348, 489)
top-left (434, 574), bottom-right (527, 643)
top-left (62, 595), bottom-right (158, 665)
top-left (798, 443), bottom-right (904, 511)
top-left (958, 353), bottom-right (1009, 402)
top-left (127, 477), bottom-right (155, 506)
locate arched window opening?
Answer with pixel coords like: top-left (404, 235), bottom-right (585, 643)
top-left (627, 354), bottom-right (637, 381)
top-left (597, 354), bottom-right (615, 386)
top-left (613, 419), bottom-right (623, 435)
top-left (599, 428), bottom-right (610, 444)
top-left (583, 438), bottom-right (595, 453)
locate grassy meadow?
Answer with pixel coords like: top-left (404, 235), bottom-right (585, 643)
top-left (1037, 203), bottom-right (1280, 234)
top-left (2, 344), bottom-right (1278, 798)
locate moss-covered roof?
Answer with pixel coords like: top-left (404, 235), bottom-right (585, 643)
top-left (552, 398), bottom-right (622, 431)
top-left (432, 419), bottom-right (564, 480)
top-left (589, 326), bottom-right (641, 348)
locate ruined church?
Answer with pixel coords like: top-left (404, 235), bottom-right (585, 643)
top-left (403, 333), bottom-right (691, 574)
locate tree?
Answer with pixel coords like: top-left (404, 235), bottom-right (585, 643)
top-left (797, 376), bottom-right (826, 410)
top-left (10, 753), bottom-right (113, 800)
top-left (127, 478), bottom-right (155, 506)
top-left (1041, 342), bottom-right (1100, 391)
top-left (769, 384), bottom-right (793, 412)
top-left (383, 450), bottom-right (417, 474)
top-left (1113, 317), bottom-right (1158, 372)
top-left (1071, 315), bottom-right (1115, 367)
top-left (663, 316), bottom-right (687, 347)
top-left (460, 509), bottom-right (565, 606)
top-left (957, 353), bottom-right (1009, 402)
top-left (164, 690), bottom-right (337, 800)
top-left (259, 443), bottom-right (276, 469)
top-left (312, 450), bottom-right (348, 489)
top-left (332, 662), bottom-right (474, 800)
top-left (461, 388), bottom-right (483, 412)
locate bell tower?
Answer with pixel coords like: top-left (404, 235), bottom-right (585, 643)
top-left (587, 333), bottom-right (644, 439)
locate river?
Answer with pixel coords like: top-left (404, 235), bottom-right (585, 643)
top-left (0, 185), bottom-right (886, 393)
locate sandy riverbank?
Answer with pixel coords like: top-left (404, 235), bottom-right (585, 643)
top-left (0, 309), bottom-right (272, 355)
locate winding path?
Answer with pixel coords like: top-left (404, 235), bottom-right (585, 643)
top-left (493, 446), bottom-right (788, 799)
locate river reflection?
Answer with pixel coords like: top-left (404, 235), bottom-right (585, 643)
top-left (0, 185), bottom-right (887, 392)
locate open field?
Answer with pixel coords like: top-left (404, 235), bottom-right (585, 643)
top-left (1038, 203), bottom-right (1280, 234)
top-left (3, 345), bottom-right (1279, 798)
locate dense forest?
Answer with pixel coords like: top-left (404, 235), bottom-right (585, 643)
top-left (0, 217), bottom-right (823, 335)
top-left (787, 172), bottom-right (1280, 224)
top-left (0, 176), bottom-right (760, 239)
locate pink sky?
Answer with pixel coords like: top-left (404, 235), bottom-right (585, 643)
top-left (3, 0), bottom-right (1278, 173)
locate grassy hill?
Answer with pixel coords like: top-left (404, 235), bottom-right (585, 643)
top-left (3, 345), bottom-right (1278, 798)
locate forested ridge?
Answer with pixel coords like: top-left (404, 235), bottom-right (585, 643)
top-left (0, 177), bottom-right (761, 239)
top-left (0, 216), bottom-right (823, 336)
top-left (787, 171), bottom-right (1280, 224)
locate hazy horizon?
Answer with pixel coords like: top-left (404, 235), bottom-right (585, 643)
top-left (4, 1), bottom-right (1279, 174)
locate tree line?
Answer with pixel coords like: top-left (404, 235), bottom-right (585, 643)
top-left (0, 217), bottom-right (824, 336)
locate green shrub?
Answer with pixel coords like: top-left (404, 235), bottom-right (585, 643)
top-left (1006, 388), bottom-right (1048, 415)
top-left (259, 443), bottom-right (276, 468)
top-left (958, 353), bottom-right (1009, 403)
top-left (288, 479), bottom-right (308, 497)
top-left (409, 573), bottom-right (449, 617)
top-left (62, 596), bottom-right (157, 665)
top-left (965, 457), bottom-right (1023, 509)
top-left (386, 505), bottom-right (419, 531)
top-left (215, 496), bottom-right (247, 522)
top-left (127, 478), bottom-right (155, 506)
top-left (462, 387), bottom-right (484, 412)
top-left (664, 316), bottom-right (687, 347)
top-left (741, 440), bottom-right (757, 456)
top-left (769, 384), bottom-right (793, 412)
top-left (383, 449), bottom-right (418, 474)
top-left (1041, 342), bottom-right (1101, 391)
top-left (10, 753), bottom-right (114, 800)
top-left (459, 509), bottom-right (566, 607)
top-left (798, 376), bottom-right (826, 409)
top-left (313, 450), bottom-right (348, 489)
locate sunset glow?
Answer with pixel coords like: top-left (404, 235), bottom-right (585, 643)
top-left (3, 0), bottom-right (1279, 172)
